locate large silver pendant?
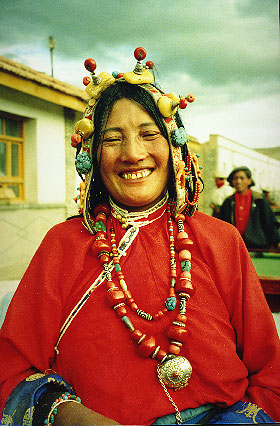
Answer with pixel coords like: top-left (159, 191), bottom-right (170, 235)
top-left (158, 355), bottom-right (192, 390)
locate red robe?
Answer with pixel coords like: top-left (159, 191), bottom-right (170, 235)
top-left (0, 207), bottom-right (279, 424)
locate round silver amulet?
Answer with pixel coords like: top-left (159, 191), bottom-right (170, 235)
top-left (158, 355), bottom-right (192, 389)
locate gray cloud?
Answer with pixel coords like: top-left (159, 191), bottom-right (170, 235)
top-left (1, 0), bottom-right (279, 147)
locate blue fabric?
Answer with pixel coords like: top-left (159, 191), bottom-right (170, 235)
top-left (0, 372), bottom-right (73, 426)
top-left (152, 401), bottom-right (275, 425)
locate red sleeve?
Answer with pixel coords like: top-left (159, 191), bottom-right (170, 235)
top-left (190, 213), bottom-right (280, 421)
top-left (233, 236), bottom-right (280, 420)
top-left (0, 219), bottom-right (92, 413)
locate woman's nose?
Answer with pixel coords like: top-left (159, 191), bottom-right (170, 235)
top-left (120, 137), bottom-right (146, 163)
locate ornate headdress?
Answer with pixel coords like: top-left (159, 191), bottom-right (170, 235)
top-left (71, 47), bottom-right (201, 233)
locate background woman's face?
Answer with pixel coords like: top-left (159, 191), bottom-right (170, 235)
top-left (97, 98), bottom-right (170, 211)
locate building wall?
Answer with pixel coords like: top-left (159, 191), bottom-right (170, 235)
top-left (0, 86), bottom-right (81, 279)
top-left (201, 134), bottom-right (280, 215)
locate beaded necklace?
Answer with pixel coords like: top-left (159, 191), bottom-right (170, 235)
top-left (91, 199), bottom-right (195, 424)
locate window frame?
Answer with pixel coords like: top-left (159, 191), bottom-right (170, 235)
top-left (0, 112), bottom-right (25, 201)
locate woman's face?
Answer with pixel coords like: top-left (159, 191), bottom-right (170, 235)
top-left (97, 98), bottom-right (170, 211)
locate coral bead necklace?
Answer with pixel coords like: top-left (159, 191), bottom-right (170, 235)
top-left (91, 200), bottom-right (195, 424)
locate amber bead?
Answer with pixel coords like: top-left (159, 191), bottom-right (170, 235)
top-left (170, 269), bottom-right (177, 278)
top-left (107, 289), bottom-right (125, 307)
top-left (180, 271), bottom-right (191, 279)
top-left (167, 325), bottom-right (188, 342)
top-left (175, 214), bottom-right (185, 222)
top-left (177, 231), bottom-right (189, 240)
top-left (175, 238), bottom-right (194, 252)
top-left (131, 329), bottom-right (143, 342)
top-left (137, 335), bottom-right (156, 358)
top-left (168, 344), bottom-right (181, 355)
top-left (176, 314), bottom-right (187, 324)
top-left (178, 249), bottom-right (191, 262)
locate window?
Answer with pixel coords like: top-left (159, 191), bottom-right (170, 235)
top-left (0, 113), bottom-right (24, 200)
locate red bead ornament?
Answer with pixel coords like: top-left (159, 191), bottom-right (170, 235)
top-left (84, 58), bottom-right (97, 73)
top-left (179, 98), bottom-right (188, 109)
top-left (91, 239), bottom-right (111, 257)
top-left (146, 60), bottom-right (154, 69)
top-left (134, 47), bottom-right (147, 61)
top-left (99, 253), bottom-right (110, 264)
top-left (176, 279), bottom-right (195, 297)
top-left (131, 329), bottom-right (143, 342)
top-left (175, 236), bottom-right (194, 252)
top-left (93, 204), bottom-right (110, 218)
top-left (95, 212), bottom-right (107, 223)
top-left (107, 289), bottom-right (125, 307)
top-left (95, 231), bottom-right (107, 241)
top-left (155, 349), bottom-right (167, 361)
top-left (83, 76), bottom-right (91, 86)
top-left (168, 344), bottom-right (181, 355)
top-left (117, 72), bottom-right (124, 78)
top-left (167, 325), bottom-right (188, 342)
top-left (186, 94), bottom-right (195, 103)
top-left (115, 305), bottom-right (127, 318)
top-left (137, 335), bottom-right (156, 358)
top-left (71, 134), bottom-right (82, 147)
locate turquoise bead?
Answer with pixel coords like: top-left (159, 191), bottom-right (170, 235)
top-left (114, 263), bottom-right (121, 272)
top-left (165, 296), bottom-right (176, 311)
top-left (181, 260), bottom-right (191, 271)
top-left (93, 221), bottom-right (106, 232)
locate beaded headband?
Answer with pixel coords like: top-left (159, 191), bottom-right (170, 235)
top-left (71, 47), bottom-right (201, 232)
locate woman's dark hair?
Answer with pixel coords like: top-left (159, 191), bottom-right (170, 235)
top-left (87, 81), bottom-right (189, 211)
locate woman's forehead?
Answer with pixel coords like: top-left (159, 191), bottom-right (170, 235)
top-left (104, 98), bottom-right (159, 128)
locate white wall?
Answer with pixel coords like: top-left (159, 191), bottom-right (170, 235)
top-left (1, 86), bottom-right (66, 204)
top-left (215, 135), bottom-right (280, 203)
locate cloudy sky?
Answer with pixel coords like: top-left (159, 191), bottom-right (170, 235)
top-left (1, 0), bottom-right (279, 148)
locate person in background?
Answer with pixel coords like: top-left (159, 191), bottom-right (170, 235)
top-left (0, 50), bottom-right (279, 425)
top-left (209, 173), bottom-right (233, 218)
top-left (219, 166), bottom-right (280, 250)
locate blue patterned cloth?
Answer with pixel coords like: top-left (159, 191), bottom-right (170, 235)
top-left (152, 401), bottom-right (275, 424)
top-left (0, 372), bottom-right (73, 426)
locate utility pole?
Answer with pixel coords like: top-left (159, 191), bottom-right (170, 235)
top-left (49, 36), bottom-right (55, 77)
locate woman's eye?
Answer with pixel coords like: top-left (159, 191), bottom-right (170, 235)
top-left (142, 131), bottom-right (160, 140)
top-left (103, 137), bottom-right (121, 146)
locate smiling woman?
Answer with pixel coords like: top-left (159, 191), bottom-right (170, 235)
top-left (0, 48), bottom-right (279, 426)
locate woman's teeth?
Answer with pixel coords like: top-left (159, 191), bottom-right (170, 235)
top-left (122, 169), bottom-right (151, 180)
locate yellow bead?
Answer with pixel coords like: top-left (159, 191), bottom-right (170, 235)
top-left (85, 72), bottom-right (115, 99)
top-left (123, 69), bottom-right (153, 85)
top-left (74, 118), bottom-right (94, 139)
top-left (119, 279), bottom-right (128, 292)
top-left (157, 96), bottom-right (179, 118)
